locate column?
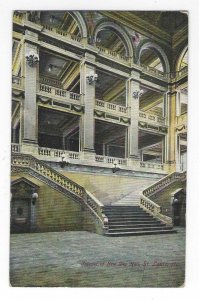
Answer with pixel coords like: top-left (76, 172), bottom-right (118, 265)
top-left (79, 53), bottom-right (96, 161)
top-left (165, 89), bottom-right (177, 172)
top-left (21, 30), bottom-right (39, 154)
top-left (126, 71), bottom-right (140, 166)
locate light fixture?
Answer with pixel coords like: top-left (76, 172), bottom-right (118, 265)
top-left (60, 154), bottom-right (70, 168)
top-left (112, 160), bottom-right (120, 173)
top-left (86, 73), bottom-right (98, 85)
top-left (48, 64), bottom-right (60, 72)
top-left (31, 192), bottom-right (38, 205)
top-left (49, 15), bottom-right (59, 24)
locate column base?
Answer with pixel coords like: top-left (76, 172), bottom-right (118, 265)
top-left (127, 158), bottom-right (140, 169)
top-left (80, 150), bottom-right (96, 163)
top-left (21, 142), bottom-right (38, 155)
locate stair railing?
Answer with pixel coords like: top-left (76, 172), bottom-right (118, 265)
top-left (11, 153), bottom-right (108, 233)
top-left (140, 171), bottom-right (186, 225)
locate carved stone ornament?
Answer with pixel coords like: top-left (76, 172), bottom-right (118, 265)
top-left (86, 73), bottom-right (98, 85)
top-left (132, 90), bottom-right (143, 99)
top-left (26, 51), bottom-right (39, 67)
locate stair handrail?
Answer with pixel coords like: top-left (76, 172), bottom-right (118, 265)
top-left (143, 171), bottom-right (186, 197)
top-left (140, 171), bottom-right (186, 225)
top-left (11, 153), bottom-right (108, 232)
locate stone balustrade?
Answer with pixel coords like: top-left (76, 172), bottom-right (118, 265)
top-left (11, 143), bottom-right (20, 153)
top-left (95, 155), bottom-right (127, 166)
top-left (140, 194), bottom-right (172, 225)
top-left (39, 83), bottom-right (81, 101)
top-left (96, 45), bottom-right (130, 63)
top-left (143, 171), bottom-right (186, 197)
top-left (11, 152), bottom-right (108, 232)
top-left (177, 112), bottom-right (187, 127)
top-left (139, 111), bottom-right (165, 126)
top-left (12, 76), bottom-right (24, 89)
top-left (175, 66), bottom-right (188, 79)
top-left (39, 23), bottom-right (82, 43)
top-left (95, 99), bottom-right (128, 115)
top-left (139, 171), bottom-right (186, 225)
top-left (140, 64), bottom-right (169, 80)
top-left (140, 161), bottom-right (163, 170)
top-left (38, 147), bottom-right (80, 160)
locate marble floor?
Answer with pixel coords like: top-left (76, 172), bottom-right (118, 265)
top-left (10, 227), bottom-right (185, 287)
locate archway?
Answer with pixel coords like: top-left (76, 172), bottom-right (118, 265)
top-left (94, 21), bottom-right (133, 57)
top-left (176, 46), bottom-right (188, 72)
top-left (138, 41), bottom-right (170, 73)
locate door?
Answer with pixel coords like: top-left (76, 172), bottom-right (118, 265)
top-left (11, 198), bottom-right (31, 233)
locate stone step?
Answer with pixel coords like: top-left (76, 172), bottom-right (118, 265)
top-left (107, 217), bottom-right (155, 222)
top-left (108, 226), bottom-right (172, 233)
top-left (105, 229), bottom-right (176, 236)
top-left (109, 223), bottom-right (166, 229)
top-left (108, 220), bottom-right (162, 225)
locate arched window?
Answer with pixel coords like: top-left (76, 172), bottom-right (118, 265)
top-left (138, 42), bottom-right (170, 73)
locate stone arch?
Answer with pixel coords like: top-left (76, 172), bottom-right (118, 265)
top-left (175, 45), bottom-right (188, 71)
top-left (137, 40), bottom-right (170, 73)
top-left (93, 21), bottom-right (133, 57)
top-left (70, 11), bottom-right (88, 38)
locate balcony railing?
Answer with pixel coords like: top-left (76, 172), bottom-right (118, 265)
top-left (95, 99), bottom-right (128, 115)
top-left (141, 64), bottom-right (169, 80)
top-left (96, 45), bottom-right (130, 63)
top-left (95, 155), bottom-right (127, 166)
top-left (39, 83), bottom-right (81, 101)
top-left (11, 143), bottom-right (20, 153)
top-left (39, 23), bottom-right (82, 43)
top-left (12, 75), bottom-right (24, 89)
top-left (139, 111), bottom-right (165, 126)
top-left (177, 112), bottom-right (187, 126)
top-left (140, 161), bottom-right (163, 170)
top-left (38, 147), bottom-right (80, 160)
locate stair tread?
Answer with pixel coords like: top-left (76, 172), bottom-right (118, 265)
top-left (105, 229), bottom-right (176, 236)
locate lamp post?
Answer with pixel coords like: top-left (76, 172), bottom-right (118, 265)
top-left (31, 191), bottom-right (38, 232)
top-left (112, 160), bottom-right (120, 173)
top-left (60, 154), bottom-right (70, 168)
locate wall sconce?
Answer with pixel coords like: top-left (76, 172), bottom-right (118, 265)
top-left (32, 192), bottom-right (38, 205)
top-left (26, 51), bottom-right (39, 67)
top-left (48, 64), bottom-right (60, 72)
top-left (132, 90), bottom-right (144, 99)
top-left (86, 73), bottom-right (98, 85)
top-left (60, 155), bottom-right (70, 168)
top-left (112, 160), bottom-right (120, 173)
top-left (49, 15), bottom-right (59, 24)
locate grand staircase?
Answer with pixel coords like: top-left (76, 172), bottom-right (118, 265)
top-left (11, 152), bottom-right (186, 237)
top-left (103, 205), bottom-right (176, 236)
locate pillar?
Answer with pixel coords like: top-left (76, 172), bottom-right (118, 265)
top-left (21, 30), bottom-right (39, 154)
top-left (126, 71), bottom-right (140, 162)
top-left (165, 89), bottom-right (177, 172)
top-left (79, 53), bottom-right (96, 160)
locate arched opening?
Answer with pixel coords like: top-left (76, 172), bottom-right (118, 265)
top-left (94, 22), bottom-right (133, 58)
top-left (39, 11), bottom-right (82, 37)
top-left (140, 48), bottom-right (164, 72)
top-left (138, 42), bottom-right (170, 73)
top-left (96, 29), bottom-right (127, 57)
top-left (176, 47), bottom-right (188, 71)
